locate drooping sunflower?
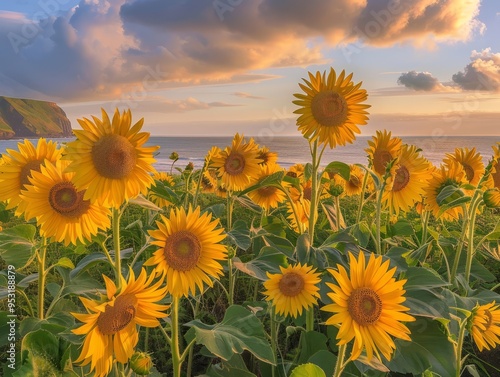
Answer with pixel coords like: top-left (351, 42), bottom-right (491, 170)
top-left (484, 188), bottom-right (500, 208)
top-left (444, 148), bottom-right (484, 187)
top-left (424, 160), bottom-right (467, 221)
top-left (343, 165), bottom-right (365, 196)
top-left (293, 68), bottom-right (370, 148)
top-left (211, 133), bottom-right (262, 191)
top-left (200, 169), bottom-right (218, 194)
top-left (0, 139), bottom-right (62, 215)
top-left (64, 108), bottom-right (158, 208)
top-left (323, 252), bottom-right (415, 361)
top-left (256, 146), bottom-right (278, 167)
top-left (383, 145), bottom-right (430, 216)
top-left (366, 130), bottom-right (402, 176)
top-left (469, 301), bottom-right (500, 351)
top-left (145, 206), bottom-right (227, 297)
top-left (72, 268), bottom-right (169, 377)
top-left (247, 164), bottom-right (287, 211)
top-left (263, 263), bottom-right (320, 318)
top-left (20, 160), bottom-right (110, 245)
top-left (148, 172), bottom-right (175, 208)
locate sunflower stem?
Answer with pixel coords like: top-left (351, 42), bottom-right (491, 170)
top-left (335, 195), bottom-right (342, 230)
top-left (193, 162), bottom-right (207, 208)
top-left (270, 306), bottom-right (278, 377)
top-left (420, 208), bottom-right (430, 246)
top-left (112, 208), bottom-right (123, 290)
top-left (308, 140), bottom-right (319, 245)
top-left (455, 319), bottom-right (468, 377)
top-left (374, 181), bottom-right (386, 255)
top-left (186, 298), bottom-right (201, 377)
top-left (332, 343), bottom-right (347, 377)
top-left (450, 204), bottom-right (469, 287)
top-left (306, 309), bottom-right (314, 332)
top-left (464, 194), bottom-right (481, 286)
top-left (144, 327), bottom-right (149, 353)
top-left (227, 194), bottom-right (235, 305)
top-left (171, 296), bottom-right (183, 377)
top-left (37, 236), bottom-right (47, 320)
top-left (356, 170), bottom-right (369, 224)
top-left (280, 184), bottom-right (303, 234)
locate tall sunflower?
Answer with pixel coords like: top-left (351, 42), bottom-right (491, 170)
top-left (469, 301), bottom-right (500, 351)
top-left (247, 164), bottom-right (287, 211)
top-left (64, 108), bottom-right (158, 208)
top-left (444, 148), bottom-right (484, 187)
top-left (72, 268), bottom-right (169, 377)
top-left (148, 172), bottom-right (175, 208)
top-left (293, 68), bottom-right (370, 148)
top-left (20, 160), bottom-right (110, 245)
top-left (263, 263), bottom-right (320, 318)
top-left (0, 139), bottom-right (62, 216)
top-left (366, 130), bottom-right (402, 176)
top-left (211, 134), bottom-right (261, 191)
top-left (145, 206), bottom-right (227, 297)
top-left (322, 252), bottom-right (415, 361)
top-left (383, 145), bottom-right (430, 216)
top-left (425, 160), bottom-right (467, 221)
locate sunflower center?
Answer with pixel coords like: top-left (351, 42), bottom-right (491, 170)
top-left (20, 159), bottom-right (44, 188)
top-left (97, 294), bottom-right (137, 335)
top-left (493, 161), bottom-right (500, 189)
top-left (462, 164), bottom-right (475, 182)
top-left (303, 187), bottom-right (312, 201)
top-left (349, 175), bottom-right (361, 189)
top-left (202, 175), bottom-right (214, 190)
top-left (279, 272), bottom-right (305, 297)
top-left (258, 152), bottom-right (269, 165)
top-left (311, 91), bottom-right (348, 128)
top-left (286, 171), bottom-right (298, 178)
top-left (484, 309), bottom-right (493, 330)
top-left (393, 166), bottom-right (410, 192)
top-left (164, 230), bottom-right (202, 272)
top-left (48, 182), bottom-right (90, 218)
top-left (348, 287), bottom-right (382, 326)
top-left (224, 152), bottom-right (246, 176)
top-left (257, 186), bottom-right (277, 198)
top-left (92, 134), bottom-right (137, 179)
top-left (373, 150), bottom-right (392, 175)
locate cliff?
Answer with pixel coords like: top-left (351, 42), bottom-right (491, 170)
top-left (0, 96), bottom-right (72, 139)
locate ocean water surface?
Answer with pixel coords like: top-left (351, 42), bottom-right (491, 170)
top-left (1, 135), bottom-right (498, 172)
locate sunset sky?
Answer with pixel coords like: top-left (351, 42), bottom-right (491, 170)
top-left (0, 0), bottom-right (499, 137)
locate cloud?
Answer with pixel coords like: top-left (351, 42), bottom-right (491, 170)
top-left (452, 48), bottom-right (500, 91)
top-left (0, 0), bottom-right (485, 101)
top-left (397, 71), bottom-right (442, 91)
top-left (233, 92), bottom-right (265, 99)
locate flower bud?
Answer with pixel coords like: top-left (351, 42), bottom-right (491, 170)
top-left (129, 351), bottom-right (153, 376)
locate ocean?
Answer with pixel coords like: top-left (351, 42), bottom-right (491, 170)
top-left (1, 135), bottom-right (498, 172)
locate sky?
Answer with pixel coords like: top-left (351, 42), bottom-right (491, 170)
top-left (0, 0), bottom-right (499, 137)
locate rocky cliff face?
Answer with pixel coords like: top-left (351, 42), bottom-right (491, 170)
top-left (0, 96), bottom-right (72, 139)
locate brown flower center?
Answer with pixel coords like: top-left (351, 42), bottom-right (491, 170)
top-left (20, 159), bottom-right (44, 188)
top-left (493, 161), bottom-right (500, 189)
top-left (164, 230), bottom-right (202, 271)
top-left (303, 186), bottom-right (312, 201)
top-left (349, 174), bottom-right (361, 189)
top-left (373, 150), bottom-right (393, 175)
top-left (286, 171), bottom-right (298, 178)
top-left (257, 186), bottom-right (277, 198)
top-left (348, 287), bottom-right (382, 326)
top-left (92, 134), bottom-right (137, 179)
top-left (258, 152), bottom-right (269, 165)
top-left (393, 166), bottom-right (410, 192)
top-left (48, 182), bottom-right (90, 218)
top-left (311, 91), bottom-right (348, 128)
top-left (224, 152), bottom-right (246, 176)
top-left (97, 294), bottom-right (137, 335)
top-left (461, 163), bottom-right (475, 183)
top-left (279, 272), bottom-right (305, 297)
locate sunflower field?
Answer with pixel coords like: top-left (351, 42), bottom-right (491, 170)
top-left (1, 68), bottom-right (500, 377)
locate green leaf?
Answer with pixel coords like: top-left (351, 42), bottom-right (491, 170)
top-left (387, 219), bottom-right (414, 237)
top-left (56, 257), bottom-right (74, 269)
top-left (290, 363), bottom-right (326, 377)
top-left (233, 195), bottom-right (262, 214)
top-left (227, 220), bottom-right (251, 250)
top-left (437, 196), bottom-right (471, 217)
top-left (238, 171), bottom-right (285, 196)
top-left (297, 331), bottom-right (328, 364)
top-left (386, 318), bottom-right (456, 377)
top-left (69, 248), bottom-right (132, 279)
top-left (436, 184), bottom-right (463, 205)
top-left (307, 350), bottom-right (336, 377)
top-left (321, 203), bottom-right (345, 231)
top-left (202, 203), bottom-right (226, 218)
top-left (233, 247), bottom-right (287, 281)
top-left (304, 163), bottom-right (313, 182)
top-left (355, 164), bottom-right (380, 189)
top-left (205, 354), bottom-right (257, 377)
top-left (185, 305), bottom-right (275, 364)
top-left (129, 194), bottom-right (162, 211)
top-left (324, 161), bottom-right (350, 181)
top-left (295, 234), bottom-right (312, 265)
top-left (0, 224), bottom-right (37, 269)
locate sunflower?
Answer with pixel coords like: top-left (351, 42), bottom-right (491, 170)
top-left (469, 301), bottom-right (500, 352)
top-left (286, 163), bottom-right (305, 180)
top-left (444, 148), bottom-right (484, 187)
top-left (205, 146), bottom-right (221, 166)
top-left (20, 160), bottom-right (110, 245)
top-left (293, 68), bottom-right (370, 148)
top-left (64, 108), bottom-right (158, 208)
top-left (145, 206), bottom-right (227, 297)
top-left (263, 263), bottom-right (320, 318)
top-left (424, 160), bottom-right (467, 221)
top-left (484, 188), bottom-right (500, 208)
top-left (256, 146), bottom-right (278, 167)
top-left (489, 144), bottom-right (500, 189)
top-left (72, 268), bottom-right (169, 377)
top-left (148, 172), bottom-right (175, 208)
top-left (211, 134), bottom-right (261, 191)
top-left (344, 165), bottom-right (365, 196)
top-left (383, 145), bottom-right (430, 216)
top-left (366, 130), bottom-right (402, 176)
top-left (201, 169), bottom-right (218, 194)
top-left (322, 252), bottom-right (415, 361)
top-left (214, 184), bottom-right (229, 199)
top-left (247, 164), bottom-right (287, 210)
top-left (286, 199), bottom-right (310, 233)
top-left (0, 139), bottom-right (62, 215)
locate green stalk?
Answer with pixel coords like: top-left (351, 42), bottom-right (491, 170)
top-left (193, 162), bottom-right (207, 208)
top-left (335, 195), bottom-right (342, 230)
top-left (308, 140), bottom-right (319, 244)
top-left (186, 298), bottom-right (201, 377)
top-left (227, 195), bottom-right (235, 305)
top-left (171, 297), bottom-right (182, 377)
top-left (144, 328), bottom-right (149, 353)
top-left (112, 208), bottom-right (123, 290)
top-left (420, 209), bottom-right (430, 246)
top-left (374, 182), bottom-right (386, 254)
top-left (270, 307), bottom-right (278, 377)
top-left (332, 344), bottom-right (347, 377)
top-left (356, 170), bottom-right (369, 224)
top-left (464, 196), bottom-right (481, 285)
top-left (37, 237), bottom-right (47, 320)
top-left (450, 204), bottom-right (469, 286)
top-left (455, 320), bottom-right (467, 377)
